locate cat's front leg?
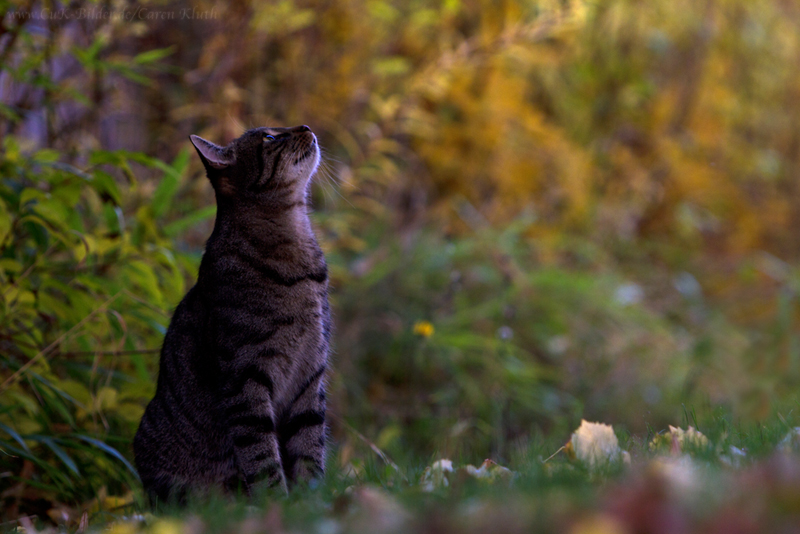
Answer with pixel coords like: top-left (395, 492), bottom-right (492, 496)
top-left (223, 363), bottom-right (287, 494)
top-left (280, 365), bottom-right (327, 485)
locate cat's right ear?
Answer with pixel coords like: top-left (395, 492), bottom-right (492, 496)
top-left (190, 135), bottom-right (234, 171)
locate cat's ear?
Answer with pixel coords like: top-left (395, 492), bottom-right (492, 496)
top-left (189, 135), bottom-right (234, 170)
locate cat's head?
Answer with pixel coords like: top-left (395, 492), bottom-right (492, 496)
top-left (189, 125), bottom-right (320, 208)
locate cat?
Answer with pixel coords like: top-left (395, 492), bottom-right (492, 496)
top-left (133, 125), bottom-right (331, 504)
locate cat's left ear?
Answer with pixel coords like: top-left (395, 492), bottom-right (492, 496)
top-left (190, 135), bottom-right (234, 170)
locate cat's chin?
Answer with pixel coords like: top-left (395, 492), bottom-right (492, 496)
top-left (307, 142), bottom-right (321, 179)
top-left (297, 135), bottom-right (320, 180)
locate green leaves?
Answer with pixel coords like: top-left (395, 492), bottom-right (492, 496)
top-left (33, 436), bottom-right (81, 476)
top-left (71, 435), bottom-right (139, 479)
top-left (0, 421), bottom-right (30, 452)
top-left (133, 46), bottom-right (176, 65)
top-left (0, 9), bottom-right (186, 517)
top-left (73, 39), bottom-right (174, 86)
top-left (0, 198), bottom-right (12, 246)
top-left (151, 149), bottom-right (189, 218)
top-left (0, 132), bottom-right (187, 507)
top-left (163, 205), bottom-right (216, 237)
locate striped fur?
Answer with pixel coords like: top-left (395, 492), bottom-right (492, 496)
top-left (134, 126), bottom-right (330, 504)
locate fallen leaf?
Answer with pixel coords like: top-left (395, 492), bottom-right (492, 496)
top-left (567, 420), bottom-right (628, 469)
top-left (420, 458), bottom-right (454, 491)
top-left (458, 459), bottom-right (514, 483)
top-left (778, 427), bottom-right (800, 452)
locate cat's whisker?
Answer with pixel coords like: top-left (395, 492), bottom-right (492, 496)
top-left (318, 147), bottom-right (345, 166)
top-left (227, 113), bottom-right (246, 135)
top-left (314, 168), bottom-right (340, 208)
top-left (322, 163), bottom-right (355, 192)
top-left (313, 146), bottom-right (356, 209)
top-left (313, 167), bottom-right (335, 207)
top-left (314, 155), bottom-right (355, 209)
top-left (317, 149), bottom-right (353, 187)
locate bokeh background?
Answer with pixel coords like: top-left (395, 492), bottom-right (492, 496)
top-left (3, 0), bottom-right (800, 519)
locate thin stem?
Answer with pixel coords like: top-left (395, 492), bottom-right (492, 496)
top-left (331, 413), bottom-right (405, 479)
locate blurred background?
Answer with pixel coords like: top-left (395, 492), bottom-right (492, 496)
top-left (3, 0), bottom-right (800, 517)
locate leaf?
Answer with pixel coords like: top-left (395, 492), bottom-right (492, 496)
top-left (0, 440), bottom-right (72, 485)
top-left (33, 197), bottom-right (72, 227)
top-left (252, 1), bottom-right (316, 35)
top-left (566, 420), bottom-right (630, 470)
top-left (71, 435), bottom-right (140, 479)
top-left (90, 170), bottom-right (122, 205)
top-left (108, 63), bottom-right (151, 85)
top-left (94, 386), bottom-right (118, 412)
top-left (20, 188), bottom-right (47, 208)
top-left (420, 459), bottom-right (453, 491)
top-left (70, 37), bottom-right (106, 67)
top-left (56, 380), bottom-right (93, 408)
top-left (151, 170), bottom-right (179, 218)
top-left (163, 205), bottom-right (216, 236)
top-left (0, 259), bottom-right (23, 275)
top-left (0, 421), bottom-right (30, 452)
top-left (0, 103), bottom-right (21, 121)
top-left (30, 435), bottom-right (80, 475)
top-left (32, 149), bottom-right (60, 164)
top-left (28, 378), bottom-right (77, 427)
top-left (372, 56), bottom-right (411, 77)
top-left (37, 289), bottom-right (70, 320)
top-left (4, 474), bottom-right (66, 494)
top-left (123, 260), bottom-right (162, 305)
top-left (170, 148), bottom-right (191, 178)
top-left (43, 161), bottom-right (93, 180)
top-left (0, 198), bottom-right (12, 246)
top-left (31, 372), bottom-right (87, 410)
top-left (115, 402), bottom-right (145, 424)
top-left (133, 46), bottom-right (175, 65)
top-left (650, 426), bottom-right (710, 453)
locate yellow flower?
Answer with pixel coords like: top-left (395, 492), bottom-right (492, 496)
top-left (413, 321), bottom-right (434, 338)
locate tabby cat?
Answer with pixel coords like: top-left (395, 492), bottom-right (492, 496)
top-left (133, 125), bottom-right (331, 504)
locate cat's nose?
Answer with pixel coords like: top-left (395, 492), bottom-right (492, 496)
top-left (297, 125), bottom-right (311, 132)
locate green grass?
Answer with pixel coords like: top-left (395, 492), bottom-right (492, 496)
top-left (9, 405), bottom-right (800, 534)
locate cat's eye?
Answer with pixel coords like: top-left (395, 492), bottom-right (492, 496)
top-left (263, 134), bottom-right (275, 142)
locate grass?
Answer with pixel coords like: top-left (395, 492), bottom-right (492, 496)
top-left (8, 404), bottom-right (800, 534)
